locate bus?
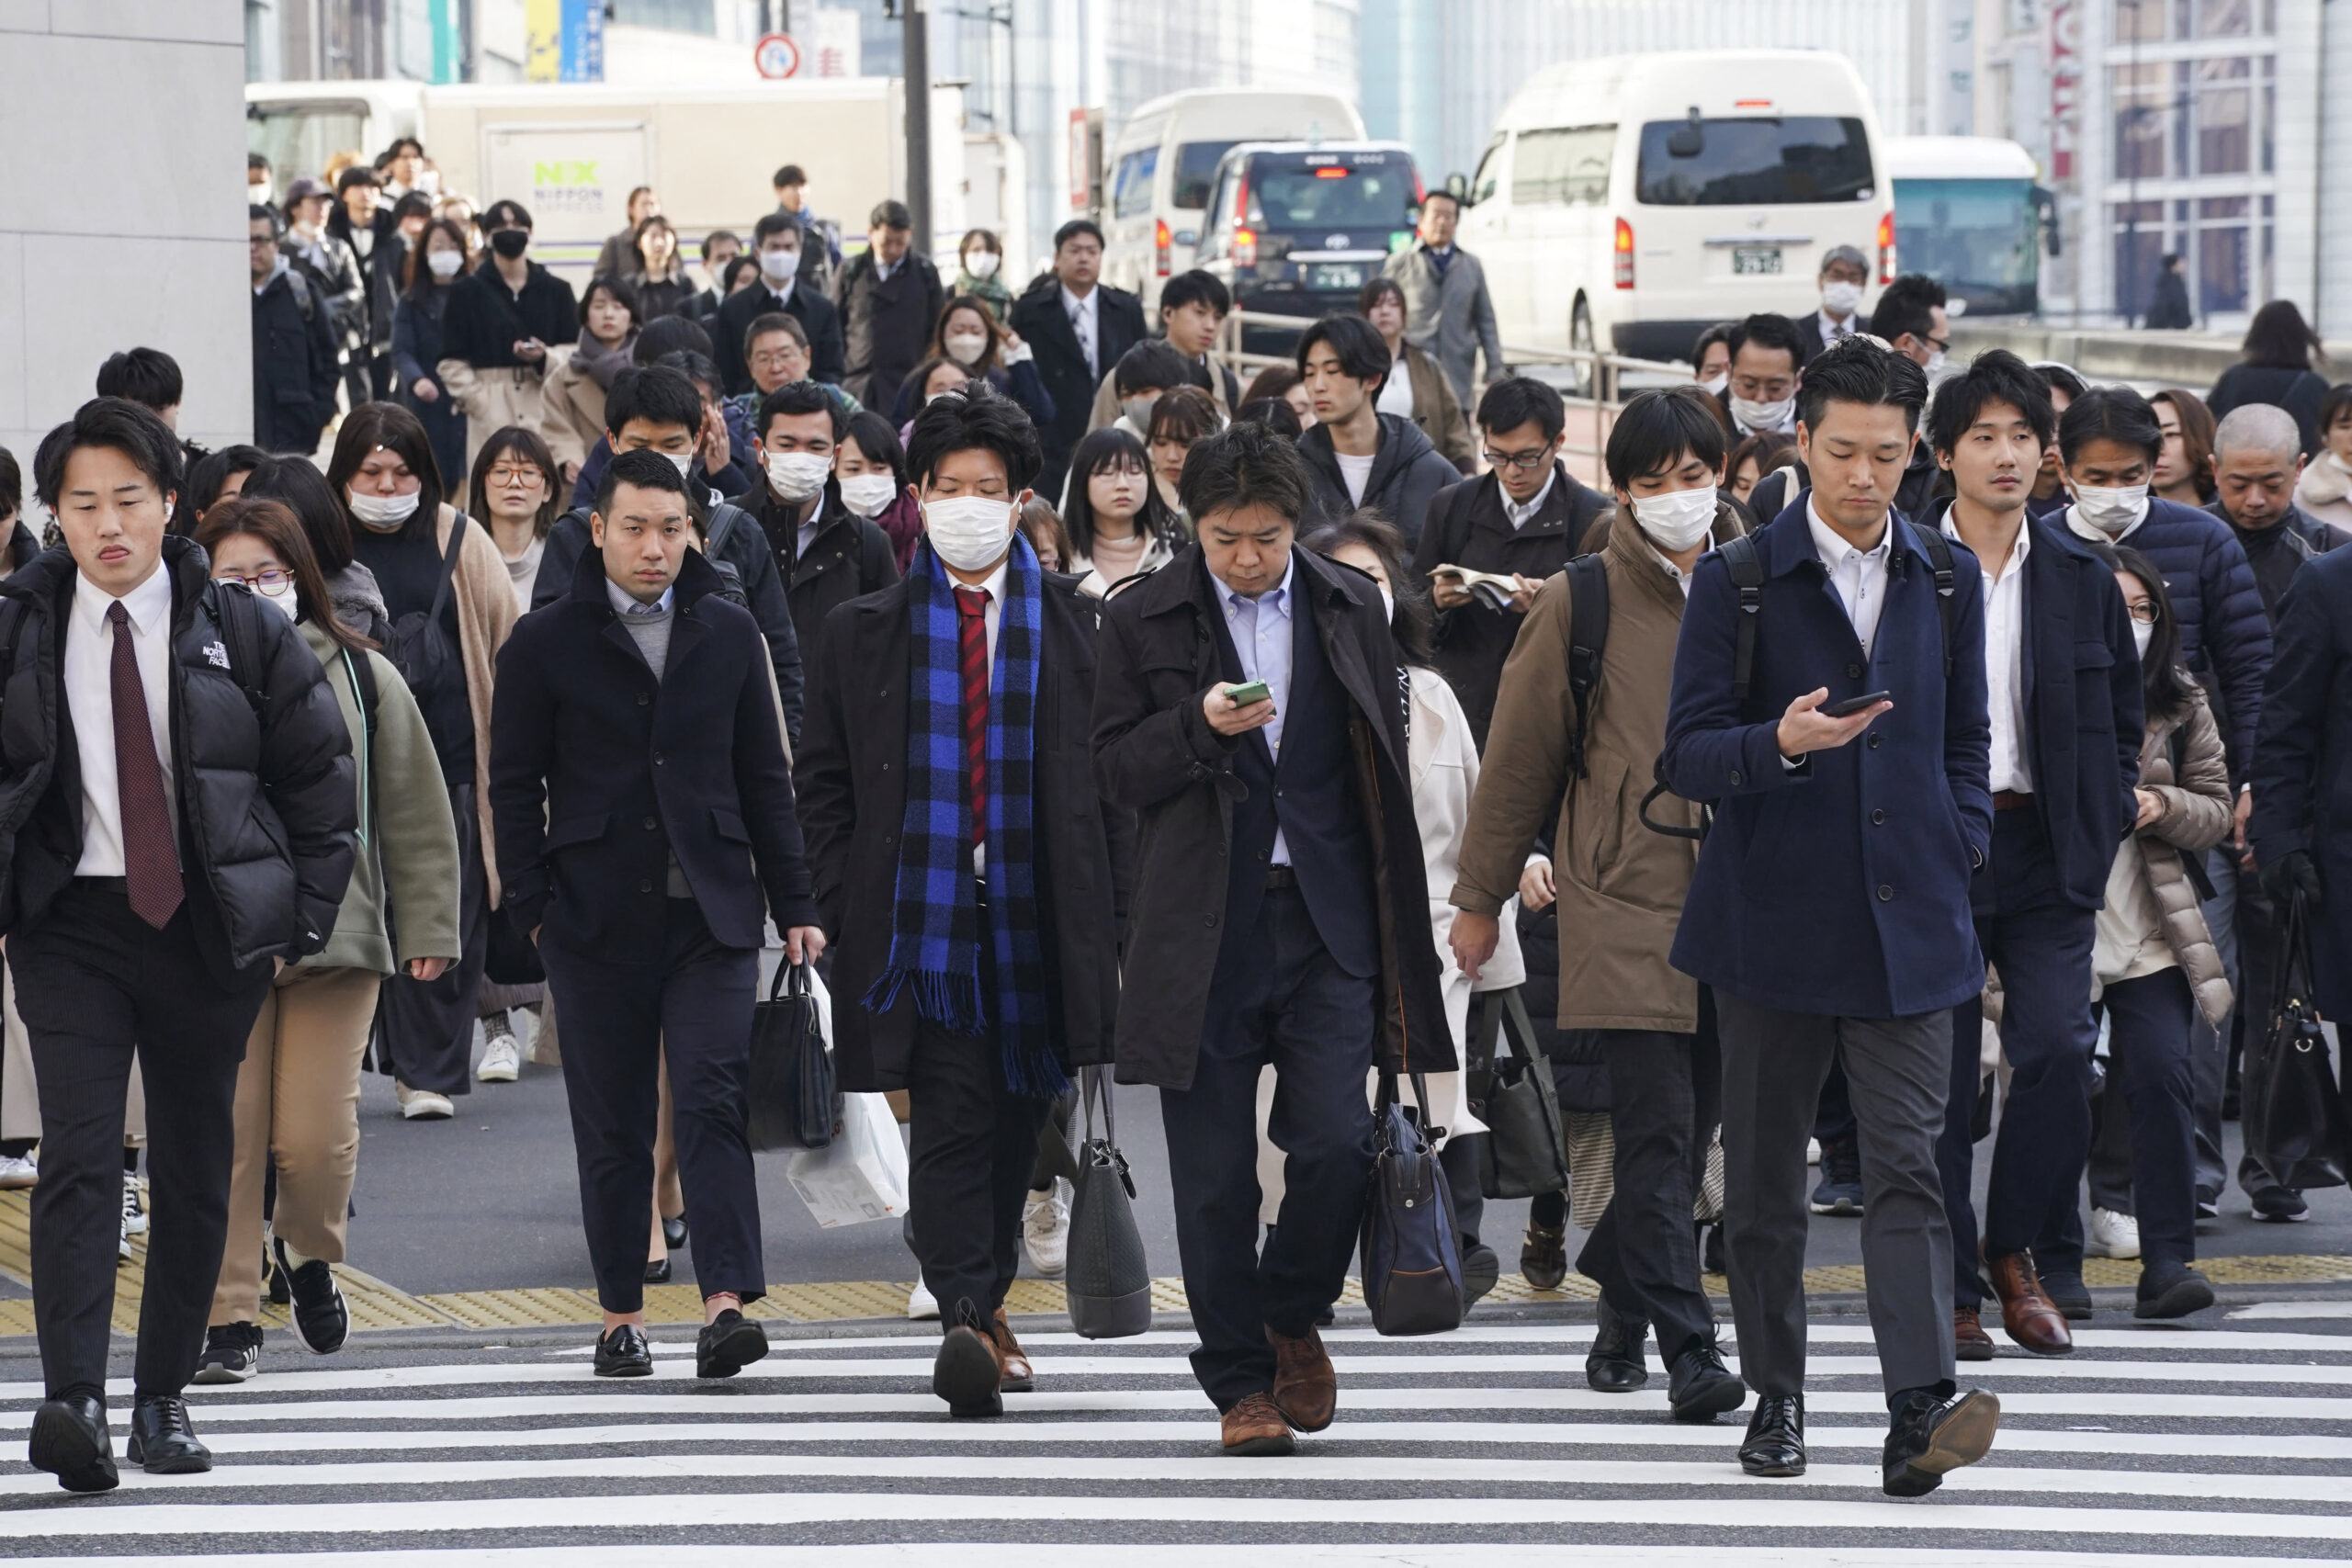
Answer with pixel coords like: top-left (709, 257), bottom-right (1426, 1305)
top-left (1886, 136), bottom-right (2052, 319)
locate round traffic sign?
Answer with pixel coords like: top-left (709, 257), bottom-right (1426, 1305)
top-left (754, 32), bottom-right (800, 80)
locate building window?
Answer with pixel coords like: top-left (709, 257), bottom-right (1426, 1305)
top-left (2197, 194), bottom-right (2252, 312)
top-left (2110, 199), bottom-right (2166, 319)
top-left (614, 0), bottom-right (716, 34)
top-left (2194, 55), bottom-right (2252, 175)
top-left (2196, 0), bottom-right (2255, 36)
top-left (2112, 62), bottom-right (2171, 179)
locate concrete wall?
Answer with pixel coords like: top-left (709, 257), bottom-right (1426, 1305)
top-left (0, 2), bottom-right (251, 479)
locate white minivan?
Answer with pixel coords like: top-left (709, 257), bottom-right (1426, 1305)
top-left (1455, 50), bottom-right (1893, 366)
top-left (1100, 87), bottom-right (1365, 316)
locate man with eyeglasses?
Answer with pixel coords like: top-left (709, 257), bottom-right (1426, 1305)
top-left (1747, 289), bottom-right (1947, 527)
top-left (1409, 376), bottom-right (1606, 745)
top-left (1717, 314), bottom-right (1808, 442)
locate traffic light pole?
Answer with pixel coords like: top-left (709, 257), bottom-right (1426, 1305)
top-left (903, 0), bottom-right (932, 250)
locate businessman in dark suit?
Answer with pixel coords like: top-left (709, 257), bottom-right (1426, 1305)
top-left (1009, 219), bottom-right (1147, 505)
top-left (491, 447), bottom-right (826, 1382)
top-left (714, 211), bottom-right (847, 398)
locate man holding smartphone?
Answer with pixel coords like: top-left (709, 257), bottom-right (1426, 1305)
top-left (1092, 422), bottom-right (1446, 1457)
top-left (1660, 335), bottom-right (2000, 1495)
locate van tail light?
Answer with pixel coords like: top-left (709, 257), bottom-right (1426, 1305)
top-left (1613, 218), bottom-right (1635, 288)
top-left (1877, 210), bottom-right (1896, 283)
top-left (1234, 228), bottom-right (1258, 268)
top-left (1155, 218), bottom-right (1171, 277)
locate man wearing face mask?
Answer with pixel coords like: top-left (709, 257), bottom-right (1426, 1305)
top-left (1747, 294), bottom-right (1948, 528)
top-left (1923, 350), bottom-right (2143, 1357)
top-left (435, 200), bottom-right (579, 473)
top-left (715, 212), bottom-right (847, 399)
top-left (1102, 342), bottom-right (1193, 443)
top-left (1792, 245), bottom-right (1873, 363)
top-left (797, 385), bottom-right (1126, 1418)
top-left (1450, 387), bottom-right (1747, 1415)
top-left (732, 381), bottom-right (899, 654)
top-left (1717, 313), bottom-right (1809, 442)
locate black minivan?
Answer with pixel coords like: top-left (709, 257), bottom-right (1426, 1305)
top-left (1193, 141), bottom-right (1425, 354)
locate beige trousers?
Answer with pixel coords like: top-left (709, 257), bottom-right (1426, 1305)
top-left (4, 963), bottom-right (145, 1144)
top-left (210, 965), bottom-right (385, 1325)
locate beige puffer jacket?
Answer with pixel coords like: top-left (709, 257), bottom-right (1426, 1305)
top-left (2121, 689), bottom-right (2235, 1028)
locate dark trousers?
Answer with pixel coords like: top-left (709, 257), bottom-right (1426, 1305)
top-left (1719, 994), bottom-right (1954, 1398)
top-left (909, 1016), bottom-right (1050, 1323)
top-left (2041, 967), bottom-right (2199, 1275)
top-left (1577, 1020), bottom-right (1721, 1359)
top-left (1938, 808), bottom-right (2098, 1303)
top-left (373, 780), bottom-right (487, 1096)
top-left (1159, 886), bottom-right (1374, 1410)
top-left (16, 884), bottom-right (269, 1400)
top-left (540, 897), bottom-right (762, 1314)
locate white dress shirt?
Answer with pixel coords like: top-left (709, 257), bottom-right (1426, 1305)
top-left (1805, 499), bottom-right (1894, 660)
top-left (1061, 283), bottom-right (1100, 378)
top-left (794, 491), bottom-right (827, 560)
top-left (959, 555), bottom-right (1011, 875)
top-left (1503, 468), bottom-right (1559, 530)
top-left (69, 564), bottom-right (177, 876)
top-left (1945, 514), bottom-right (2033, 794)
top-left (1217, 553), bottom-right (1296, 864)
top-left (1646, 543), bottom-right (1699, 598)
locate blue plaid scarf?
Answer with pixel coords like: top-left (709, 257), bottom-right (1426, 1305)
top-left (862, 533), bottom-right (1066, 1099)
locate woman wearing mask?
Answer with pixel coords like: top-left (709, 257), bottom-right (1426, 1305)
top-left (910, 295), bottom-right (1055, 432)
top-left (2292, 384), bottom-right (2352, 536)
top-left (1057, 427), bottom-right (1179, 598)
top-left (239, 457), bottom-right (393, 646)
top-left (538, 275), bottom-right (641, 484)
top-left (835, 410), bottom-right (922, 570)
top-left (393, 219), bottom-right (472, 491)
top-left (2086, 543), bottom-right (2231, 1320)
top-left (1358, 277), bottom-right (1475, 472)
top-left (192, 496), bottom-right (461, 1382)
top-left (2150, 389), bottom-right (2219, 509)
top-left (328, 403), bottom-right (521, 1117)
top-left (627, 216), bottom-right (694, 321)
top-left (950, 228), bottom-right (1012, 314)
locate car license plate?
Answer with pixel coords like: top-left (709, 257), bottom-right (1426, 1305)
top-left (1733, 247), bottom-right (1783, 276)
top-left (1309, 263), bottom-right (1365, 291)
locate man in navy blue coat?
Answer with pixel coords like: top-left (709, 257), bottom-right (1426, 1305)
top-left (1922, 352), bottom-right (2146, 1353)
top-left (2248, 546), bottom-right (2352, 1026)
top-left (1661, 337), bottom-right (1999, 1496)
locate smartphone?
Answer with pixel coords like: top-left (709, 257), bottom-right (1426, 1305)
top-left (1823, 690), bottom-right (1893, 718)
top-left (1223, 680), bottom-right (1272, 707)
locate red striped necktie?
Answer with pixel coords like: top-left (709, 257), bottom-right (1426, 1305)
top-left (954, 585), bottom-right (990, 850)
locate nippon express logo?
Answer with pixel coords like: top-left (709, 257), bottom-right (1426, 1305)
top-left (532, 160), bottom-right (607, 215)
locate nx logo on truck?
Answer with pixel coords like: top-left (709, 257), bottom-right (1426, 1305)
top-left (532, 160), bottom-right (605, 215)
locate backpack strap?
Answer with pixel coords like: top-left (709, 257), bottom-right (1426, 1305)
top-left (1562, 553), bottom-right (1610, 781)
top-left (210, 581), bottom-right (269, 717)
top-left (345, 644), bottom-right (380, 742)
top-left (1905, 518), bottom-right (1957, 680)
top-left (706, 500), bottom-right (745, 559)
top-left (1718, 533), bottom-right (1766, 705)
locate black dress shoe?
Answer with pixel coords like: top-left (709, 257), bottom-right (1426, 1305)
top-left (1586, 1295), bottom-right (1649, 1393)
top-left (2134, 1260), bottom-right (2216, 1320)
top-left (2039, 1269), bottom-right (2094, 1321)
top-left (933, 1303), bottom-right (1006, 1419)
top-left (1883, 1387), bottom-right (2000, 1496)
top-left (1668, 1341), bottom-right (1747, 1422)
top-left (662, 1214), bottom-right (689, 1251)
top-left (276, 1238), bottom-right (349, 1355)
top-left (28, 1393), bottom-right (118, 1493)
top-left (594, 1322), bottom-right (654, 1377)
top-left (644, 1255), bottom-right (673, 1284)
top-left (126, 1393), bottom-right (211, 1474)
top-left (1739, 1393), bottom-right (1805, 1476)
top-left (695, 1308), bottom-right (769, 1379)
top-left (1459, 1241), bottom-right (1501, 1305)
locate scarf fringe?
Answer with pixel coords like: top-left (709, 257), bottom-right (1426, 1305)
top-left (863, 965), bottom-right (986, 1036)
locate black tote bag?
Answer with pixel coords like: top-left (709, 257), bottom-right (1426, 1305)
top-left (1464, 987), bottom-right (1570, 1201)
top-left (746, 961), bottom-right (838, 1152)
top-left (2248, 891), bottom-right (2350, 1190)
top-left (1064, 1066), bottom-right (1152, 1338)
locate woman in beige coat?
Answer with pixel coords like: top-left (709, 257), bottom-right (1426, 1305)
top-left (2094, 544), bottom-right (2233, 1320)
top-left (536, 275), bottom-right (641, 482)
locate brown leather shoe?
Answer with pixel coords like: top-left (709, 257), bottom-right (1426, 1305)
top-left (1952, 1304), bottom-right (1995, 1361)
top-left (991, 1308), bottom-right (1034, 1393)
top-left (1985, 1250), bottom-right (2074, 1355)
top-left (1267, 1325), bottom-right (1337, 1432)
top-left (1521, 1221), bottom-right (1569, 1291)
top-left (1220, 1392), bottom-right (1295, 1456)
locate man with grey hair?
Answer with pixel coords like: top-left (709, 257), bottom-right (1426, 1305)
top-left (1792, 245), bottom-right (1873, 361)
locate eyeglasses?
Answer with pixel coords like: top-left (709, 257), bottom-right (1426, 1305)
top-left (750, 348), bottom-right (805, 370)
top-left (2127, 600), bottom-right (2162, 626)
top-left (224, 570), bottom-right (293, 592)
top-left (485, 465), bottom-right (545, 488)
top-left (1481, 447), bottom-right (1555, 471)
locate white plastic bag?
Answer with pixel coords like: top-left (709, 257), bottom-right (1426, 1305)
top-left (786, 1091), bottom-right (909, 1227)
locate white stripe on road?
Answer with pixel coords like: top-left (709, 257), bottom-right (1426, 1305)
top-left (2230, 1302), bottom-right (2352, 1320)
top-left (9, 1549), bottom-right (2346, 1568)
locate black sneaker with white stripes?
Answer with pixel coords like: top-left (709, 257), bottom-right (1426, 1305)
top-left (275, 1237), bottom-right (350, 1354)
top-left (193, 1321), bottom-right (262, 1384)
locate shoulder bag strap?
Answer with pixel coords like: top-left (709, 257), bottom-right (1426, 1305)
top-left (1719, 533), bottom-right (1765, 704)
top-left (1564, 553), bottom-right (1610, 780)
top-left (425, 512), bottom-right (469, 626)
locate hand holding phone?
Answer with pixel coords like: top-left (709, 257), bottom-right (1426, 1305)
top-left (1223, 680), bottom-right (1272, 706)
top-left (1204, 679), bottom-right (1276, 737)
top-left (1776, 686), bottom-right (1890, 760)
top-left (1822, 690), bottom-right (1893, 718)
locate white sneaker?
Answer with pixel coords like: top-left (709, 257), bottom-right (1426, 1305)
top-left (524, 1009), bottom-right (560, 1066)
top-left (2088, 1207), bottom-right (2142, 1259)
top-left (475, 1036), bottom-right (521, 1083)
top-left (1023, 1179), bottom-right (1070, 1279)
top-left (907, 1278), bottom-right (939, 1321)
top-left (1806, 1137), bottom-right (1822, 1167)
top-left (395, 1081), bottom-right (455, 1120)
top-left (121, 1172), bottom-right (148, 1236)
top-left (0, 1152), bottom-right (38, 1189)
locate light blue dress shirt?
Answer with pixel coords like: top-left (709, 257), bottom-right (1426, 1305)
top-left (1219, 552), bottom-right (1295, 865)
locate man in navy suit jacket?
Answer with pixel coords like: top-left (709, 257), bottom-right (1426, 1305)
top-left (1922, 352), bottom-right (2145, 1352)
top-left (1660, 337), bottom-right (1998, 1496)
top-left (2250, 545), bottom-right (2352, 1020)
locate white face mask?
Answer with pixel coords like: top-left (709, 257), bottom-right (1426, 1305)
top-left (2072, 483), bottom-right (2150, 536)
top-left (1121, 393), bottom-right (1159, 430)
top-left (964, 249), bottom-right (1000, 279)
top-left (922, 495), bottom-right (1015, 572)
top-left (347, 488), bottom-right (421, 530)
top-left (2132, 617), bottom-right (2155, 660)
top-left (1629, 485), bottom-right (1719, 553)
top-left (1822, 279), bottom-right (1864, 317)
top-left (759, 247), bottom-right (799, 282)
top-left (1700, 372), bottom-right (1728, 396)
top-left (765, 450), bottom-right (831, 502)
top-left (250, 181), bottom-right (271, 207)
top-left (247, 578), bottom-right (300, 620)
top-left (838, 473), bottom-right (899, 518)
top-left (426, 248), bottom-right (462, 280)
top-left (665, 452), bottom-right (696, 482)
top-left (944, 331), bottom-right (989, 367)
top-left (1923, 348), bottom-right (1948, 379)
top-left (1730, 394), bottom-right (1794, 434)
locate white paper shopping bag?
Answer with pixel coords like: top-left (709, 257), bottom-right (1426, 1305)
top-left (786, 1091), bottom-right (910, 1227)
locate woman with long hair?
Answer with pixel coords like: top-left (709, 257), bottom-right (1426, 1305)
top-left (1145, 385), bottom-right (1220, 517)
top-left (238, 456), bottom-right (388, 645)
top-left (834, 410), bottom-right (922, 570)
top-left (1358, 276), bottom-right (1475, 471)
top-left (1725, 430), bottom-right (1798, 510)
top-left (192, 496), bottom-right (461, 1382)
top-left (2209, 299), bottom-right (2331, 456)
top-left (904, 294), bottom-right (1054, 431)
top-left (1242, 364), bottom-right (1314, 428)
top-left (467, 424), bottom-right (562, 615)
top-left (627, 215), bottom-right (693, 320)
top-left (538, 274), bottom-right (642, 482)
top-left (2150, 388), bottom-right (2219, 508)
top-left (327, 402), bottom-right (521, 1116)
top-left (392, 216), bottom-right (473, 489)
top-left (1058, 426), bottom-right (1180, 597)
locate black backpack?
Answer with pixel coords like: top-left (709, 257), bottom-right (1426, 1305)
top-left (702, 501), bottom-right (752, 609)
top-left (375, 517), bottom-right (469, 715)
top-left (1713, 514), bottom-right (1958, 705)
top-left (1560, 552), bottom-right (1609, 781)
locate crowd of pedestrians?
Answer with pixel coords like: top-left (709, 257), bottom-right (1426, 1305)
top-left (1, 136), bottom-right (2349, 1507)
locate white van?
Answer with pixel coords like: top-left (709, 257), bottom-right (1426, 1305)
top-left (1455, 51), bottom-right (1892, 366)
top-left (1100, 87), bottom-right (1365, 316)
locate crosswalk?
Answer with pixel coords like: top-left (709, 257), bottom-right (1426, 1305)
top-left (6, 1317), bottom-right (2352, 1562)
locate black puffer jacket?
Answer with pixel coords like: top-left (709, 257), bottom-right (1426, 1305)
top-left (0, 539), bottom-right (357, 981)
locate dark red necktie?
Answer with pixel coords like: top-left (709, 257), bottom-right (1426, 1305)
top-left (108, 601), bottom-right (183, 929)
top-left (955, 586), bottom-right (990, 851)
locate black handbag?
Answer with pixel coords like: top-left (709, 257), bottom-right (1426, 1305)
top-left (1464, 987), bottom-right (1569, 1201)
top-left (2248, 891), bottom-right (2350, 1190)
top-left (745, 962), bottom-right (837, 1152)
top-left (1064, 1066), bottom-right (1152, 1338)
top-left (1358, 1071), bottom-right (1465, 1337)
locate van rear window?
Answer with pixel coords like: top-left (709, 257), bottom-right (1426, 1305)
top-left (1172, 141), bottom-right (1238, 209)
top-left (1635, 117), bottom-right (1872, 206)
top-left (1243, 153), bottom-right (1418, 233)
